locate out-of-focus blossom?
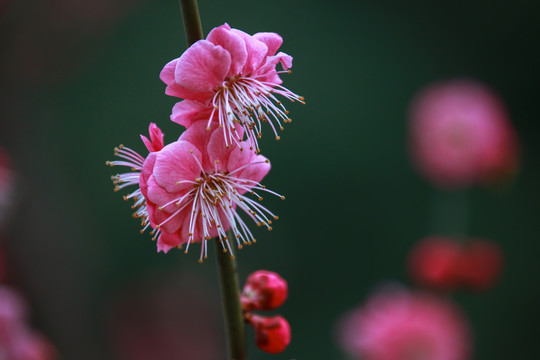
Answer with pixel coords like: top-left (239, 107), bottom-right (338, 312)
top-left (408, 79), bottom-right (519, 189)
top-left (160, 23), bottom-right (304, 151)
top-left (408, 236), bottom-right (503, 291)
top-left (336, 287), bottom-right (472, 360)
top-left (0, 286), bottom-right (58, 360)
top-left (241, 270), bottom-right (288, 311)
top-left (108, 271), bottom-right (223, 360)
top-left (247, 314), bottom-right (291, 354)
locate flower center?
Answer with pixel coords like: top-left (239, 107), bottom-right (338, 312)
top-left (210, 75), bottom-right (304, 152)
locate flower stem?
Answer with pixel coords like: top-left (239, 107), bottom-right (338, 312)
top-left (178, 0), bottom-right (204, 46)
top-left (176, 2), bottom-right (246, 358)
top-left (215, 238), bottom-right (247, 360)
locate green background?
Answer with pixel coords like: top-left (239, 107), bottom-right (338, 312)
top-left (1, 0), bottom-right (539, 359)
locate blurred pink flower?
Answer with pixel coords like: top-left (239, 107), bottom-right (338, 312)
top-left (160, 23), bottom-right (304, 151)
top-left (408, 79), bottom-right (519, 188)
top-left (408, 236), bottom-right (503, 292)
top-left (241, 270), bottom-right (288, 311)
top-left (337, 287), bottom-right (472, 360)
top-left (0, 286), bottom-right (58, 360)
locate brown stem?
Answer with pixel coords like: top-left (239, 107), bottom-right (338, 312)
top-left (215, 238), bottom-right (247, 360)
top-left (178, 0), bottom-right (204, 46)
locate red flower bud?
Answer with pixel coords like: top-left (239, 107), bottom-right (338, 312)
top-left (458, 239), bottom-right (503, 291)
top-left (408, 237), bottom-right (462, 290)
top-left (250, 315), bottom-right (291, 354)
top-left (241, 270), bottom-right (288, 311)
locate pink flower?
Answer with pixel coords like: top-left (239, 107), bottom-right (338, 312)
top-left (109, 121), bottom-right (282, 261)
top-left (337, 287), bottom-right (472, 360)
top-left (0, 286), bottom-right (58, 360)
top-left (107, 123), bottom-right (165, 234)
top-left (160, 23), bottom-right (304, 151)
top-left (408, 79), bottom-right (519, 188)
top-left (241, 270), bottom-right (288, 311)
top-left (248, 314), bottom-right (291, 354)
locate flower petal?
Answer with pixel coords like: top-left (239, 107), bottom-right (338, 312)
top-left (231, 29), bottom-right (268, 76)
top-left (207, 24), bottom-right (248, 78)
top-left (173, 40), bottom-right (231, 102)
top-left (153, 141), bottom-right (203, 193)
top-left (253, 32), bottom-right (283, 57)
top-left (140, 152), bottom-right (157, 198)
top-left (157, 231), bottom-right (183, 253)
top-left (170, 100), bottom-right (213, 128)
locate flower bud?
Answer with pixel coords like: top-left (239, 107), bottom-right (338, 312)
top-left (408, 237), bottom-right (462, 290)
top-left (250, 315), bottom-right (291, 354)
top-left (458, 239), bottom-right (503, 291)
top-left (241, 270), bottom-right (288, 311)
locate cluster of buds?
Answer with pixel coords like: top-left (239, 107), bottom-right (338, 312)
top-left (408, 236), bottom-right (503, 291)
top-left (240, 270), bottom-right (290, 354)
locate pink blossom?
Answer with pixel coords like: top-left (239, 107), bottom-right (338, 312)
top-left (109, 121), bottom-right (282, 261)
top-left (0, 286), bottom-right (58, 360)
top-left (337, 287), bottom-right (472, 360)
top-left (160, 23), bottom-right (304, 151)
top-left (408, 79), bottom-right (519, 188)
top-left (241, 270), bottom-right (288, 311)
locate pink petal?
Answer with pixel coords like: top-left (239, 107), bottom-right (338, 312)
top-left (254, 52), bottom-right (293, 84)
top-left (153, 141), bottom-right (203, 193)
top-left (231, 29), bottom-right (268, 76)
top-left (159, 58), bottom-right (178, 85)
top-left (140, 152), bottom-right (157, 198)
top-left (170, 100), bottom-right (213, 128)
top-left (140, 123), bottom-right (164, 152)
top-left (207, 126), bottom-right (232, 169)
top-left (157, 232), bottom-right (182, 253)
top-left (145, 176), bottom-right (179, 211)
top-left (173, 40), bottom-right (231, 102)
top-left (207, 24), bottom-right (248, 78)
top-left (160, 59), bottom-right (192, 98)
top-left (241, 154), bottom-right (271, 184)
top-left (253, 32), bottom-right (283, 57)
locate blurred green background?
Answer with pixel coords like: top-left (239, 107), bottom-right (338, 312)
top-left (1, 0), bottom-right (539, 359)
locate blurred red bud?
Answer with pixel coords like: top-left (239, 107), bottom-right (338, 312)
top-left (458, 239), bottom-right (503, 291)
top-left (408, 237), bottom-right (462, 290)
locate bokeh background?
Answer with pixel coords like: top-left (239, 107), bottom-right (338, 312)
top-left (1, 0), bottom-right (540, 359)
